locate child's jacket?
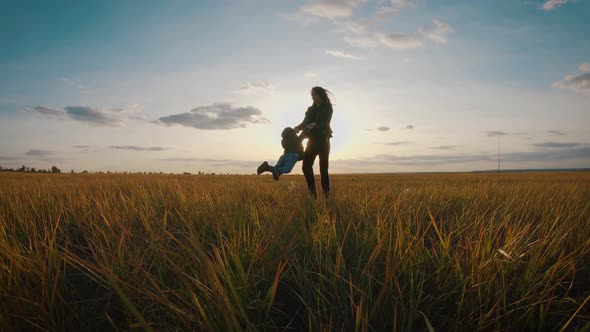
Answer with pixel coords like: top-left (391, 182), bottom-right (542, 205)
top-left (281, 127), bottom-right (305, 160)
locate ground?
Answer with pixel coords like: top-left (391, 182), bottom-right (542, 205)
top-left (0, 172), bottom-right (589, 331)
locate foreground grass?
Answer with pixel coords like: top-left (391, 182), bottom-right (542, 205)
top-left (0, 172), bottom-right (589, 331)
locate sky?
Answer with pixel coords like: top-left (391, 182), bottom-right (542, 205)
top-left (0, 0), bottom-right (589, 174)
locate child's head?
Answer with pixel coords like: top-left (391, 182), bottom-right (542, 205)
top-left (282, 127), bottom-right (297, 139)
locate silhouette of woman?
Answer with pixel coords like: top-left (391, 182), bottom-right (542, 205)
top-left (294, 87), bottom-right (333, 197)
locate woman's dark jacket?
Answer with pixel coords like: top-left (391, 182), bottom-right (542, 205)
top-left (295, 102), bottom-right (333, 141)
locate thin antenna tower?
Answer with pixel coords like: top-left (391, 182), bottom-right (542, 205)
top-left (497, 136), bottom-right (501, 183)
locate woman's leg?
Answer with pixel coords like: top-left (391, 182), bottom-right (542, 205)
top-left (302, 141), bottom-right (319, 196)
top-left (318, 138), bottom-right (330, 196)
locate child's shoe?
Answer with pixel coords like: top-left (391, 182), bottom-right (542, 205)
top-left (257, 161), bottom-right (269, 175)
top-left (272, 168), bottom-right (280, 181)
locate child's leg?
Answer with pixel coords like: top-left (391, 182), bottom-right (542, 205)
top-left (274, 155), bottom-right (288, 175)
top-left (275, 153), bottom-right (299, 175)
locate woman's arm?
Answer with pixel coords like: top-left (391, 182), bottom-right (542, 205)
top-left (294, 107), bottom-right (314, 132)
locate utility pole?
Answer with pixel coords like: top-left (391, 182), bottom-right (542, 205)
top-left (497, 136), bottom-right (501, 183)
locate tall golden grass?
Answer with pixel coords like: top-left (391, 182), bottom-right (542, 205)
top-left (0, 172), bottom-right (588, 331)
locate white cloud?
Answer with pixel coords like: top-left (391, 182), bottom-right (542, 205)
top-left (301, 0), bottom-right (368, 19)
top-left (377, 32), bottom-right (423, 49)
top-left (342, 21), bottom-right (368, 34)
top-left (541, 0), bottom-right (569, 10)
top-left (325, 49), bottom-right (365, 60)
top-left (391, 0), bottom-right (416, 9)
top-left (419, 19), bottom-right (453, 44)
top-left (553, 63), bottom-right (590, 95)
top-left (344, 36), bottom-right (379, 48)
top-left (285, 0), bottom-right (448, 54)
top-left (279, 11), bottom-right (319, 25)
top-left (61, 77), bottom-right (85, 90)
top-left (304, 72), bottom-right (318, 78)
top-left (553, 73), bottom-right (590, 94)
top-left (235, 81), bottom-right (274, 95)
top-left (376, 0), bottom-right (415, 19)
top-left (376, 6), bottom-right (400, 19)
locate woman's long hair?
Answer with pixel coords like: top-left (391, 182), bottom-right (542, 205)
top-left (312, 86), bottom-right (333, 107)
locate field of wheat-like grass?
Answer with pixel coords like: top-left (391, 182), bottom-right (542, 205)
top-left (0, 172), bottom-right (589, 331)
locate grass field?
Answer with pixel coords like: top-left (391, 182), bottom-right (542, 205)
top-left (0, 172), bottom-right (589, 331)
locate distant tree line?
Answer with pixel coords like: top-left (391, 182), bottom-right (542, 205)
top-left (0, 165), bottom-right (62, 173)
top-left (0, 165), bottom-right (245, 176)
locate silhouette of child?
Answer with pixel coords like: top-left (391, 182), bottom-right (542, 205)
top-left (257, 126), bottom-right (308, 180)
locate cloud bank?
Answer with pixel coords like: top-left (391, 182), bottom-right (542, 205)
top-left (160, 157), bottom-right (259, 169)
top-left (335, 146), bottom-right (590, 167)
top-left (284, 0), bottom-right (452, 55)
top-left (486, 131), bottom-right (508, 137)
top-left (109, 146), bottom-right (169, 151)
top-left (25, 105), bottom-right (141, 126)
top-left (429, 145), bottom-right (460, 150)
top-left (532, 142), bottom-right (581, 148)
top-left (154, 103), bottom-right (269, 130)
top-left (383, 141), bottom-right (414, 146)
top-left (25, 149), bottom-right (54, 157)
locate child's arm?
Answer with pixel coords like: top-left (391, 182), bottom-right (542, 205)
top-left (298, 126), bottom-right (312, 138)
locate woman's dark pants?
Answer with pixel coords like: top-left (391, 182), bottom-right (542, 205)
top-left (302, 137), bottom-right (330, 197)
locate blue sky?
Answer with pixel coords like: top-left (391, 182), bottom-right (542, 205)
top-left (1, 0), bottom-right (589, 173)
